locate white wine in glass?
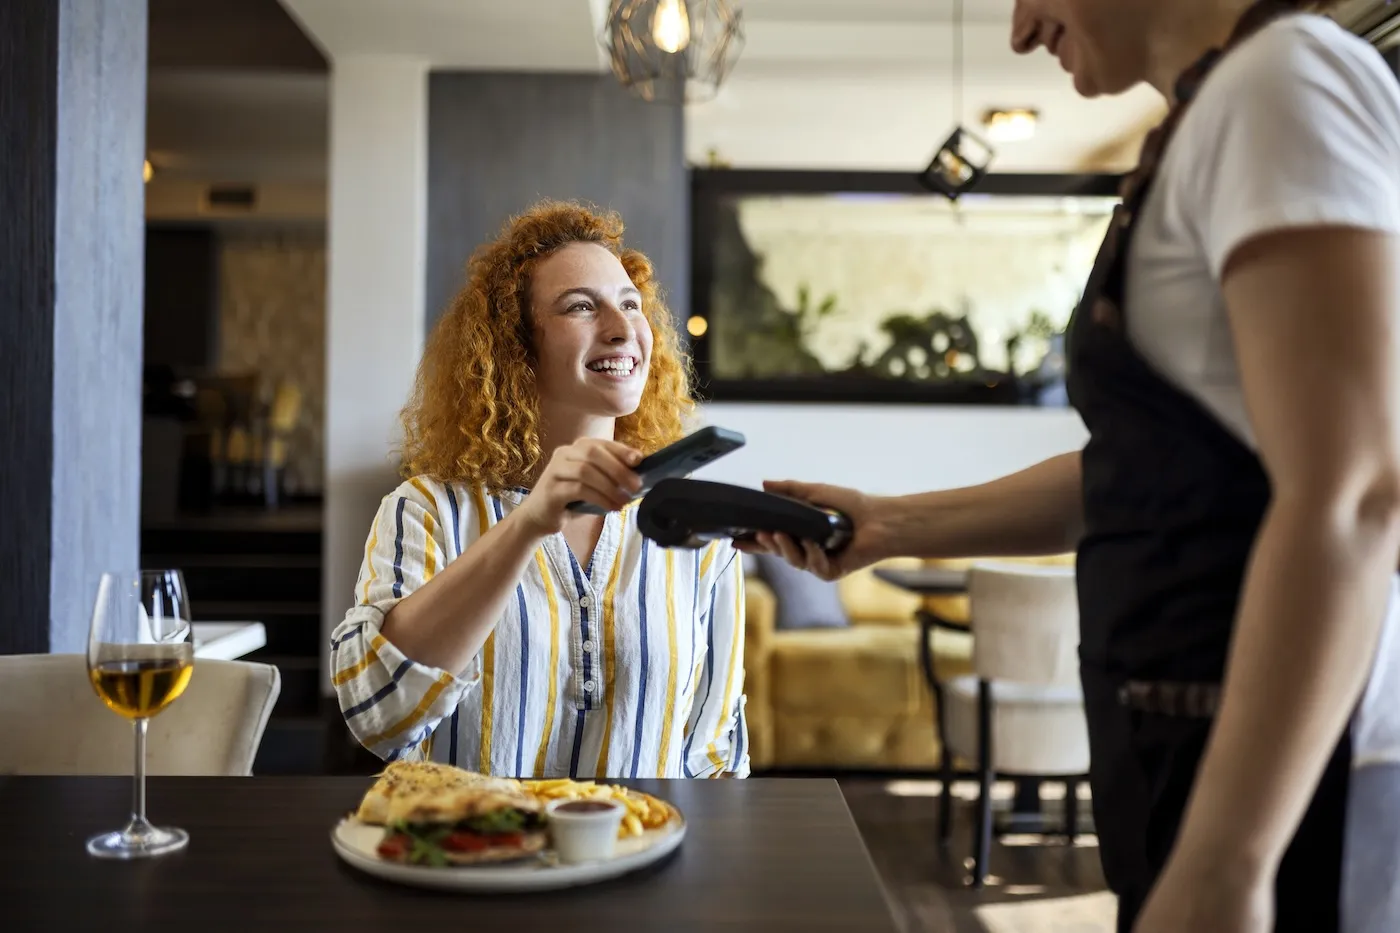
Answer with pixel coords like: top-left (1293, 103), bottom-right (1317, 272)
top-left (86, 570), bottom-right (195, 859)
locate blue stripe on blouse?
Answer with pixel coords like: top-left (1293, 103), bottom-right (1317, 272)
top-left (391, 497), bottom-right (407, 598)
top-left (449, 709), bottom-right (460, 766)
top-left (444, 488), bottom-right (466, 768)
top-left (485, 495), bottom-right (533, 778)
top-left (630, 538), bottom-right (651, 778)
top-left (683, 599), bottom-right (718, 777)
top-left (732, 702), bottom-right (747, 770)
top-left (446, 485), bottom-right (463, 555)
top-left (681, 550), bottom-right (701, 704)
top-left (331, 623), bottom-right (363, 649)
top-left (515, 581), bottom-right (530, 777)
top-left (569, 709), bottom-right (586, 778)
top-left (343, 658), bottom-right (414, 719)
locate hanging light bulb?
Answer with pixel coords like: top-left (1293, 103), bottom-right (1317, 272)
top-left (602, 0), bottom-right (743, 105)
top-left (652, 0), bottom-right (691, 53)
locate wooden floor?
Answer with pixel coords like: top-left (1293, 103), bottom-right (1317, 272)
top-left (837, 778), bottom-right (1114, 933)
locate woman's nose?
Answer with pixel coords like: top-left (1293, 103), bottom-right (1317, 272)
top-left (602, 304), bottom-right (635, 343)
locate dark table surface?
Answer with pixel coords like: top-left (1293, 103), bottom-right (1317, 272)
top-left (3, 775), bottom-right (898, 933)
top-left (872, 565), bottom-right (968, 596)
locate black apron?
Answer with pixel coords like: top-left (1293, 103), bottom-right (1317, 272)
top-left (1065, 3), bottom-right (1352, 929)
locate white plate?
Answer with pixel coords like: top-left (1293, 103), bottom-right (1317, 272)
top-left (330, 813), bottom-right (686, 893)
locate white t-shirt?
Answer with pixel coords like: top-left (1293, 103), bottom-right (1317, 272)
top-left (1127, 13), bottom-right (1400, 447)
top-left (1125, 13), bottom-right (1400, 768)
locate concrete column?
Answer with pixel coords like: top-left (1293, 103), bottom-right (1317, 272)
top-left (321, 56), bottom-right (428, 692)
top-left (0, 0), bottom-right (147, 654)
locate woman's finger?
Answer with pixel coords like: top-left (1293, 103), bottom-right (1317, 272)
top-left (556, 463), bottom-right (633, 511)
top-left (571, 443), bottom-right (643, 495)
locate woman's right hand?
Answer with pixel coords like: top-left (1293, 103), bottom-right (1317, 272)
top-left (735, 479), bottom-right (886, 581)
top-left (516, 438), bottom-right (644, 536)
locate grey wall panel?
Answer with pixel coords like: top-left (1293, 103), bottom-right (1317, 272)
top-left (0, 0), bottom-right (146, 654)
top-left (426, 72), bottom-right (687, 330)
top-left (49, 0), bottom-right (147, 652)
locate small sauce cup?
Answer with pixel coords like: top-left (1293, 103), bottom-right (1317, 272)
top-left (544, 798), bottom-right (626, 863)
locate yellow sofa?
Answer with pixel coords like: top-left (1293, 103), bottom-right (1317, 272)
top-left (743, 554), bottom-right (1074, 772)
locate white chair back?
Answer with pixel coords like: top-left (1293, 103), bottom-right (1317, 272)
top-left (0, 654), bottom-right (280, 776)
top-left (967, 562), bottom-right (1080, 687)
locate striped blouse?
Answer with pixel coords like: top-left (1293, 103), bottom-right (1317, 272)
top-left (328, 476), bottom-right (749, 780)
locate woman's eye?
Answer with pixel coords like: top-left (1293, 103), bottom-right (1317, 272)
top-left (567, 302), bottom-right (593, 314)
top-left (622, 300), bottom-right (641, 312)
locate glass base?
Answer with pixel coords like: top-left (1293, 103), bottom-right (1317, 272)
top-left (86, 821), bottom-right (189, 860)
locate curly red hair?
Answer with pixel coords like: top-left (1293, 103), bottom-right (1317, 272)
top-left (398, 200), bottom-right (694, 492)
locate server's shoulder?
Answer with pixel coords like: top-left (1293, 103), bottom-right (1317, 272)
top-left (1213, 14), bottom-right (1400, 111)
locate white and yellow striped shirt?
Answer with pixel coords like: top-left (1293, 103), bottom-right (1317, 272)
top-left (329, 476), bottom-right (749, 779)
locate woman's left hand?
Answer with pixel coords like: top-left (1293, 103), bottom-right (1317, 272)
top-left (1132, 855), bottom-right (1272, 933)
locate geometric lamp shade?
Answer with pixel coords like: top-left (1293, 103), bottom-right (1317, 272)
top-left (601, 0), bottom-right (745, 105)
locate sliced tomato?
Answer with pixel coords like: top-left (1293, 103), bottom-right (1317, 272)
top-left (444, 832), bottom-right (490, 852)
top-left (443, 831), bottom-right (524, 852)
top-left (376, 834), bottom-right (410, 859)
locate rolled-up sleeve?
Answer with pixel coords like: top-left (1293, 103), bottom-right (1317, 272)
top-left (684, 548), bottom-right (751, 778)
top-left (329, 482), bottom-right (479, 760)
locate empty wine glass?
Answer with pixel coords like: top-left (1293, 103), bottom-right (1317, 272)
top-left (85, 570), bottom-right (195, 859)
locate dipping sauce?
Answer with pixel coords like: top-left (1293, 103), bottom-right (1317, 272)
top-left (544, 797), bottom-right (626, 863)
top-left (554, 800), bottom-right (618, 814)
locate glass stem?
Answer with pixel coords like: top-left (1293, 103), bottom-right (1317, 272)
top-left (131, 717), bottom-right (150, 833)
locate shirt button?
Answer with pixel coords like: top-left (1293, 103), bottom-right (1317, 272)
top-left (579, 596), bottom-right (592, 609)
top-left (582, 640), bottom-right (595, 653)
top-left (583, 680), bottom-right (595, 692)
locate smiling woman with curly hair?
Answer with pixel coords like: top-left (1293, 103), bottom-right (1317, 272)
top-left (398, 201), bottom-right (694, 491)
top-left (329, 200), bottom-right (749, 783)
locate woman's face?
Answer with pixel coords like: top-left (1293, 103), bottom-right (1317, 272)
top-left (1012, 0), bottom-right (1148, 98)
top-left (528, 241), bottom-right (654, 421)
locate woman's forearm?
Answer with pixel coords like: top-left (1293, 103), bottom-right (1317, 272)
top-left (869, 450), bottom-right (1084, 559)
top-left (380, 509), bottom-right (546, 675)
top-left (1169, 489), bottom-right (1400, 877)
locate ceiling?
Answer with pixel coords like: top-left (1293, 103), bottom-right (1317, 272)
top-left (145, 1), bottom-right (1400, 194)
top-left (148, 0), bottom-right (326, 71)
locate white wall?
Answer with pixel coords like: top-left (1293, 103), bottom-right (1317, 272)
top-left (696, 402), bottom-right (1086, 496)
top-left (321, 56), bottom-right (428, 694)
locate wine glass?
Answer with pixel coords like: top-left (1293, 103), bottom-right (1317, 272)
top-left (85, 570), bottom-right (196, 859)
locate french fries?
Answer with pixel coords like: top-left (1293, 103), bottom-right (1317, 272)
top-left (522, 778), bottom-right (674, 839)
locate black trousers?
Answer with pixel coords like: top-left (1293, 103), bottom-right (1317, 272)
top-left (1081, 667), bottom-right (1351, 933)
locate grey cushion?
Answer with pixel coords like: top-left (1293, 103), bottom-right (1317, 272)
top-left (750, 553), bottom-right (850, 630)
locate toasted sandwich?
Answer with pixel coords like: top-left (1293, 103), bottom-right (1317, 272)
top-left (355, 761), bottom-right (524, 826)
top-left (375, 786), bottom-right (547, 866)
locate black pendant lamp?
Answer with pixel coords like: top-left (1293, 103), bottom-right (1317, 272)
top-left (919, 0), bottom-right (995, 199)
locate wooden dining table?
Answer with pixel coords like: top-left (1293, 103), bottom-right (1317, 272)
top-left (2, 775), bottom-right (899, 932)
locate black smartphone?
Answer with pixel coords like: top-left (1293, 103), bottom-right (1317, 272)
top-left (567, 426), bottom-right (747, 515)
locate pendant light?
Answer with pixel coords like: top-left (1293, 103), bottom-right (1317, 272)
top-left (600, 0), bottom-right (745, 105)
top-left (918, 0), bottom-right (995, 199)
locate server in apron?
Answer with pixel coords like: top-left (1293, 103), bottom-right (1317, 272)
top-left (739, 1), bottom-right (1400, 930)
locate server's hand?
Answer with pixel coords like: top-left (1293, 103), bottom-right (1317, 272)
top-left (734, 479), bottom-right (883, 581)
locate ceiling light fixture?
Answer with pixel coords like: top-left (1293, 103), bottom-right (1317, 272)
top-left (983, 108), bottom-right (1039, 143)
top-left (601, 0), bottom-right (745, 105)
top-left (143, 159), bottom-right (153, 184)
top-left (918, 0), bottom-right (994, 200)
